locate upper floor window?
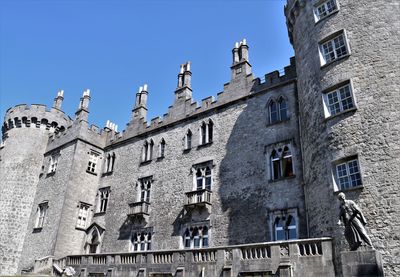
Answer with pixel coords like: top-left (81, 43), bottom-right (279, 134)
top-left (96, 187), bottom-right (110, 213)
top-left (268, 98), bottom-right (288, 124)
top-left (87, 150), bottom-right (100, 174)
top-left (273, 214), bottom-right (297, 241)
top-left (183, 226), bottom-right (209, 249)
top-left (269, 145), bottom-right (294, 180)
top-left (48, 153), bottom-right (60, 174)
top-left (314, 0), bottom-right (338, 22)
top-left (199, 120), bottom-right (213, 145)
top-left (131, 231), bottom-right (152, 252)
top-left (142, 139), bottom-right (154, 162)
top-left (194, 165), bottom-right (212, 191)
top-left (104, 152), bottom-right (116, 173)
top-left (158, 138), bottom-right (166, 158)
top-left (335, 158), bottom-right (362, 191)
top-left (184, 129), bottom-right (192, 150)
top-left (323, 82), bottom-right (355, 118)
top-left (139, 177), bottom-right (152, 203)
top-left (319, 31), bottom-right (349, 66)
top-left (76, 202), bottom-right (91, 229)
top-left (35, 201), bottom-right (48, 229)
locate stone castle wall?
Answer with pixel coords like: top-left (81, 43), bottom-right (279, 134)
top-left (285, 0), bottom-right (400, 275)
top-left (96, 78), bottom-right (305, 255)
top-left (0, 105), bottom-right (71, 275)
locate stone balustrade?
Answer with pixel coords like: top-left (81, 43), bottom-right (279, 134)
top-left (128, 201), bottom-right (150, 216)
top-left (185, 189), bottom-right (212, 208)
top-left (59, 237), bottom-right (334, 277)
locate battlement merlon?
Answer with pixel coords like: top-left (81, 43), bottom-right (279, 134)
top-left (2, 104), bottom-right (72, 138)
top-left (110, 56), bottom-right (296, 146)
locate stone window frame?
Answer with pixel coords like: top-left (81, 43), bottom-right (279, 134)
top-left (157, 138), bottom-right (166, 159)
top-left (95, 187), bottom-right (111, 214)
top-left (318, 30), bottom-right (351, 67)
top-left (137, 176), bottom-right (153, 203)
top-left (269, 208), bottom-right (298, 241)
top-left (266, 96), bottom-right (290, 125)
top-left (313, 0), bottom-right (339, 23)
top-left (85, 225), bottom-right (104, 254)
top-left (322, 79), bottom-right (357, 119)
top-left (130, 227), bottom-right (153, 252)
top-left (184, 129), bottom-right (193, 151)
top-left (331, 155), bottom-right (363, 192)
top-left (34, 201), bottom-right (49, 230)
top-left (198, 119), bottom-right (214, 146)
top-left (86, 150), bottom-right (100, 175)
top-left (48, 152), bottom-right (60, 174)
top-left (265, 141), bottom-right (295, 182)
top-left (76, 202), bottom-right (92, 230)
top-left (141, 139), bottom-right (154, 163)
top-left (182, 222), bottom-right (210, 249)
top-left (191, 161), bottom-right (213, 192)
top-left (103, 152), bottom-right (116, 174)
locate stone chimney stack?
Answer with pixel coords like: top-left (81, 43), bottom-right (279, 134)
top-left (175, 62), bottom-right (192, 101)
top-left (75, 89), bottom-right (90, 122)
top-left (132, 84), bottom-right (148, 120)
top-left (53, 90), bottom-right (64, 109)
top-left (231, 39), bottom-right (252, 79)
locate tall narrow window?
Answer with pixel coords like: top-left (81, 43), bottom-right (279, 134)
top-left (199, 120), bottom-right (214, 145)
top-left (139, 178), bottom-right (152, 203)
top-left (142, 140), bottom-right (154, 162)
top-left (200, 122), bottom-right (207, 145)
top-left (158, 139), bottom-right (166, 158)
top-left (194, 165), bottom-right (212, 191)
top-left (271, 150), bottom-right (281, 180)
top-left (97, 187), bottom-right (110, 213)
top-left (35, 202), bottom-right (48, 229)
top-left (87, 151), bottom-right (99, 174)
top-left (282, 146), bottom-right (294, 177)
top-left (77, 202), bottom-right (91, 229)
top-left (279, 98), bottom-right (288, 121)
top-left (48, 153), bottom-right (60, 173)
top-left (104, 152), bottom-right (116, 173)
top-left (89, 229), bottom-right (100, 254)
top-left (319, 32), bottom-right (349, 65)
top-left (185, 129), bottom-right (192, 150)
top-left (269, 145), bottom-right (294, 180)
top-left (208, 120), bottom-right (213, 143)
top-left (269, 101), bottom-right (278, 124)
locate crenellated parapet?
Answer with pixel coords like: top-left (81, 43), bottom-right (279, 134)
top-left (109, 53), bottom-right (296, 146)
top-left (2, 104), bottom-right (72, 139)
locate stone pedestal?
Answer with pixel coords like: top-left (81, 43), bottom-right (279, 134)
top-left (341, 250), bottom-right (384, 277)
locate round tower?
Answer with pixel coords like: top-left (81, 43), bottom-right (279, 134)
top-left (0, 94), bottom-right (72, 275)
top-left (285, 0), bottom-right (399, 274)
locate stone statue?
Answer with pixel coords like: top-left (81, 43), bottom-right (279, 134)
top-left (337, 192), bottom-right (373, 251)
top-left (62, 266), bottom-right (76, 277)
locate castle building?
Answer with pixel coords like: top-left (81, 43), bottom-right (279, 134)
top-left (0, 0), bottom-right (398, 276)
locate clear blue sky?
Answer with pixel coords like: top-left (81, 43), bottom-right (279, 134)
top-left (0, 0), bottom-right (293, 131)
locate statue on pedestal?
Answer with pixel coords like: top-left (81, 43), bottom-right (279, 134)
top-left (337, 192), bottom-right (373, 251)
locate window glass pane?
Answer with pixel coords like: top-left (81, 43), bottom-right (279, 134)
top-left (283, 157), bottom-right (294, 177)
top-left (270, 102), bottom-right (278, 123)
top-left (194, 237), bottom-right (200, 248)
top-left (273, 160), bottom-right (281, 179)
top-left (279, 100), bottom-right (288, 120)
top-left (202, 237), bottom-right (209, 247)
